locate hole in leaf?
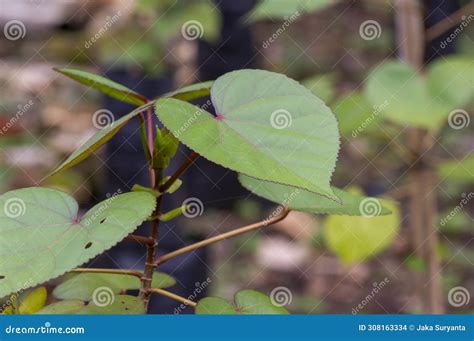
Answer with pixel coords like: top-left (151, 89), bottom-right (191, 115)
top-left (100, 218), bottom-right (107, 224)
top-left (125, 307), bottom-right (129, 311)
top-left (84, 242), bottom-right (93, 249)
top-left (0, 275), bottom-right (5, 280)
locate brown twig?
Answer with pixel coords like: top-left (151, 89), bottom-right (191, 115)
top-left (147, 288), bottom-right (197, 307)
top-left (124, 234), bottom-right (155, 246)
top-left (425, 2), bottom-right (474, 42)
top-left (159, 152), bottom-right (199, 193)
top-left (156, 207), bottom-right (290, 266)
top-left (70, 268), bottom-right (142, 279)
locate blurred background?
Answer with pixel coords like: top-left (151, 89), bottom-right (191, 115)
top-left (0, 0), bottom-right (472, 314)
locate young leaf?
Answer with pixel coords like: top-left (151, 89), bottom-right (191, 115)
top-left (50, 105), bottom-right (149, 175)
top-left (427, 56), bottom-right (474, 108)
top-left (365, 61), bottom-right (451, 130)
top-left (162, 81), bottom-right (213, 101)
top-left (196, 290), bottom-right (289, 314)
top-left (247, 0), bottom-right (334, 22)
top-left (37, 296), bottom-right (145, 314)
top-left (323, 201), bottom-right (400, 264)
top-left (18, 287), bottom-right (47, 314)
top-left (155, 69), bottom-right (340, 200)
top-left (0, 188), bottom-right (156, 299)
top-left (54, 68), bottom-right (147, 106)
top-left (239, 174), bottom-right (391, 216)
top-left (53, 272), bottom-right (175, 301)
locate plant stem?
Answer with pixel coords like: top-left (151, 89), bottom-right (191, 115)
top-left (159, 152), bottom-right (199, 193)
top-left (70, 268), bottom-right (142, 279)
top-left (156, 207), bottom-right (290, 266)
top-left (425, 2), bottom-right (474, 42)
top-left (124, 234), bottom-right (155, 245)
top-left (147, 288), bottom-right (197, 307)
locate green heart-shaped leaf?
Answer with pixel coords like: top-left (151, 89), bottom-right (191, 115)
top-left (0, 188), bottom-right (156, 298)
top-left (37, 295), bottom-right (145, 314)
top-left (239, 174), bottom-right (391, 216)
top-left (50, 105), bottom-right (147, 175)
top-left (196, 290), bottom-right (289, 314)
top-left (156, 69), bottom-right (340, 200)
top-left (53, 271), bottom-right (175, 301)
top-left (323, 200), bottom-right (400, 264)
top-left (365, 61), bottom-right (451, 130)
top-left (36, 300), bottom-right (85, 314)
top-left (247, 0), bottom-right (335, 22)
top-left (426, 56), bottom-right (474, 108)
top-left (54, 68), bottom-right (147, 106)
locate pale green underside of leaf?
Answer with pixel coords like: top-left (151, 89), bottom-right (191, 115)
top-left (247, 0), bottom-right (335, 22)
top-left (239, 174), bottom-right (391, 216)
top-left (365, 61), bottom-right (452, 130)
top-left (323, 201), bottom-right (400, 264)
top-left (156, 69), bottom-right (340, 200)
top-left (332, 92), bottom-right (381, 139)
top-left (426, 56), bottom-right (474, 108)
top-left (162, 81), bottom-right (213, 101)
top-left (0, 188), bottom-right (156, 299)
top-left (50, 105), bottom-right (146, 175)
top-left (196, 290), bottom-right (289, 314)
top-left (438, 155), bottom-right (474, 184)
top-left (54, 68), bottom-right (147, 106)
top-left (53, 272), bottom-right (175, 301)
top-left (37, 295), bottom-right (145, 314)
